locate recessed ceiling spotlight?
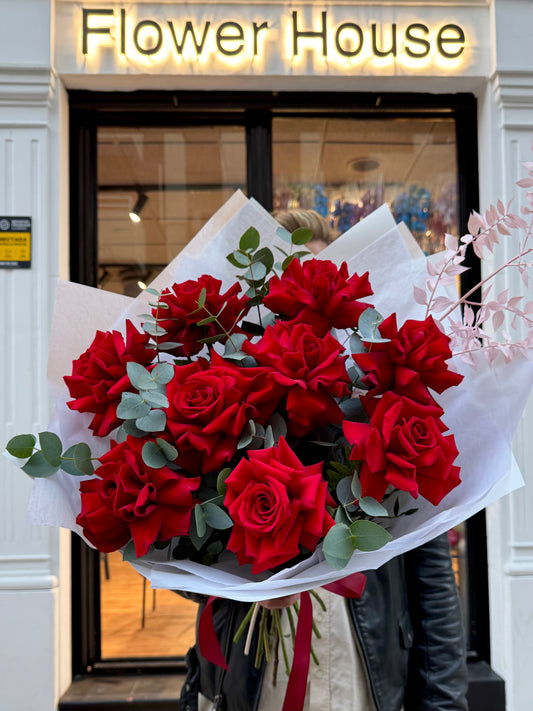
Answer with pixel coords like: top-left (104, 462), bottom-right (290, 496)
top-left (348, 157), bottom-right (380, 173)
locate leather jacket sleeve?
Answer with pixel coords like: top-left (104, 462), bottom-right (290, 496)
top-left (403, 533), bottom-right (469, 711)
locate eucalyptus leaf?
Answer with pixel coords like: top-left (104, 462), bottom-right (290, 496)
top-left (226, 251), bottom-right (250, 269)
top-left (350, 519), bottom-right (392, 551)
top-left (267, 413), bottom-right (288, 442)
top-left (322, 523), bottom-right (355, 570)
top-left (22, 451), bottom-right (59, 478)
top-left (138, 313), bottom-right (156, 322)
top-left (247, 262), bottom-right (267, 281)
top-left (144, 287), bottom-right (160, 297)
top-left (143, 390), bottom-right (169, 409)
top-left (122, 419), bottom-right (147, 438)
top-left (142, 441), bottom-right (167, 469)
top-left (334, 506), bottom-right (352, 526)
top-left (198, 334), bottom-right (224, 345)
top-left (136, 409), bottom-right (166, 433)
top-left (224, 333), bottom-right (248, 354)
top-left (156, 438), bottom-right (178, 462)
top-left (127, 362), bottom-right (155, 390)
top-left (351, 473), bottom-right (363, 501)
top-left (121, 540), bottom-right (154, 561)
top-left (59, 442), bottom-right (79, 469)
top-left (217, 467), bottom-right (232, 496)
top-left (203, 502), bottom-right (233, 530)
top-left (194, 504), bottom-right (207, 538)
top-left (73, 442), bottom-right (94, 476)
top-left (232, 250), bottom-right (250, 266)
top-left (253, 247), bottom-right (274, 272)
top-left (152, 362), bottom-right (174, 385)
top-left (117, 394), bottom-right (151, 420)
top-left (336, 476), bottom-right (356, 507)
top-left (358, 496), bottom-right (389, 518)
top-left (6, 433), bottom-right (36, 459)
top-left (197, 315), bottom-right (218, 326)
top-left (142, 322), bottom-right (168, 338)
top-left (290, 227), bottom-right (312, 245)
top-left (357, 308), bottom-right (389, 343)
top-left (349, 332), bottom-right (367, 355)
top-left (276, 226), bottom-right (292, 244)
top-left (239, 227), bottom-right (260, 252)
top-left (39, 431), bottom-right (62, 467)
top-left (156, 341), bottom-right (183, 351)
top-left (264, 425), bottom-right (275, 449)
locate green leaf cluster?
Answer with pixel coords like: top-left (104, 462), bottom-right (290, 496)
top-left (226, 227), bottom-right (277, 308)
top-left (6, 432), bottom-right (94, 478)
top-left (117, 362), bottom-right (172, 440)
top-left (322, 519), bottom-right (392, 569)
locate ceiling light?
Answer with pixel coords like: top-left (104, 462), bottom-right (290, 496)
top-left (129, 193), bottom-right (149, 223)
top-left (348, 157), bottom-right (380, 174)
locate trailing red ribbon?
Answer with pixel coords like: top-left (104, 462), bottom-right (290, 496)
top-left (281, 590), bottom-right (313, 711)
top-left (198, 574), bottom-right (367, 711)
top-left (198, 595), bottom-right (229, 671)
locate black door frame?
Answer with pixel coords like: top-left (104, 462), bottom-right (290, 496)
top-left (69, 89), bottom-right (486, 677)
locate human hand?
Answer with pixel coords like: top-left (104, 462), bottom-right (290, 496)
top-left (260, 594), bottom-right (300, 609)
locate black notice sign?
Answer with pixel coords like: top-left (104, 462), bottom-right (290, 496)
top-left (0, 217), bottom-right (32, 268)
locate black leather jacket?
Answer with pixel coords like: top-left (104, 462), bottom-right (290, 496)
top-left (180, 533), bottom-right (468, 711)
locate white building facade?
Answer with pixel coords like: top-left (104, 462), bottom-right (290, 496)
top-left (1, 1), bottom-right (533, 709)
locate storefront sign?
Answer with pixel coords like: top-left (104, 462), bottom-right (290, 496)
top-left (0, 217), bottom-right (32, 269)
top-left (72, 5), bottom-right (472, 76)
top-left (81, 8), bottom-right (466, 63)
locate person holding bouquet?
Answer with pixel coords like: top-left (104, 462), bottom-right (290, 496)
top-left (179, 210), bottom-right (469, 711)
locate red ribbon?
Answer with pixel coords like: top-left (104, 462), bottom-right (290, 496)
top-left (198, 596), bottom-right (229, 671)
top-left (198, 574), bottom-right (366, 711)
top-left (282, 590), bottom-right (313, 711)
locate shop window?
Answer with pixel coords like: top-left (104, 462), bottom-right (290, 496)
top-left (68, 91), bottom-right (486, 678)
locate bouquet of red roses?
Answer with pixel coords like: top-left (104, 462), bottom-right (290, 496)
top-left (6, 183), bottom-right (533, 602)
top-left (6, 206), bottom-right (466, 579)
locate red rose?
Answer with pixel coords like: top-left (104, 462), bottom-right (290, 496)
top-left (76, 436), bottom-right (200, 557)
top-left (224, 437), bottom-right (335, 574)
top-left (153, 275), bottom-right (249, 357)
top-left (165, 353), bottom-right (278, 474)
top-left (243, 322), bottom-right (350, 437)
top-left (343, 392), bottom-right (461, 506)
top-left (353, 314), bottom-right (463, 404)
top-left (64, 321), bottom-right (156, 437)
top-left (263, 258), bottom-right (373, 337)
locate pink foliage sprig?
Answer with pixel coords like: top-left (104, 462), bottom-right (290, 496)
top-left (414, 146), bottom-right (533, 365)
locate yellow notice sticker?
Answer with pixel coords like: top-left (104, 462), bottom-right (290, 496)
top-left (0, 232), bottom-right (31, 261)
top-left (0, 217), bottom-right (32, 267)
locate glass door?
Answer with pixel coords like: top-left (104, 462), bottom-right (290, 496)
top-left (70, 91), bottom-right (485, 674)
top-left (96, 123), bottom-right (246, 659)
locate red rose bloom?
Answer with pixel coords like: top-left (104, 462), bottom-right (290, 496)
top-left (263, 258), bottom-right (373, 337)
top-left (343, 392), bottom-right (461, 506)
top-left (76, 436), bottom-right (200, 557)
top-left (224, 437), bottom-right (335, 574)
top-left (64, 321), bottom-right (156, 437)
top-left (353, 314), bottom-right (463, 404)
top-left (165, 353), bottom-right (278, 474)
top-left (243, 322), bottom-right (350, 437)
top-left (153, 275), bottom-right (249, 357)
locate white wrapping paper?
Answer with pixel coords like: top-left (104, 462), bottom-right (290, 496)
top-left (25, 195), bottom-right (532, 601)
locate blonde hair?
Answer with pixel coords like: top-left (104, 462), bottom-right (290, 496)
top-left (272, 208), bottom-right (334, 246)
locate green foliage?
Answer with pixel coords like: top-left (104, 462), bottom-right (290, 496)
top-left (357, 308), bottom-right (390, 343)
top-left (350, 519), bottom-right (392, 551)
top-left (6, 434), bottom-right (36, 459)
top-left (7, 431), bottom-right (95, 478)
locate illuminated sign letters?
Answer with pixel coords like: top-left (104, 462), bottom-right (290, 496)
top-left (81, 7), bottom-right (466, 67)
